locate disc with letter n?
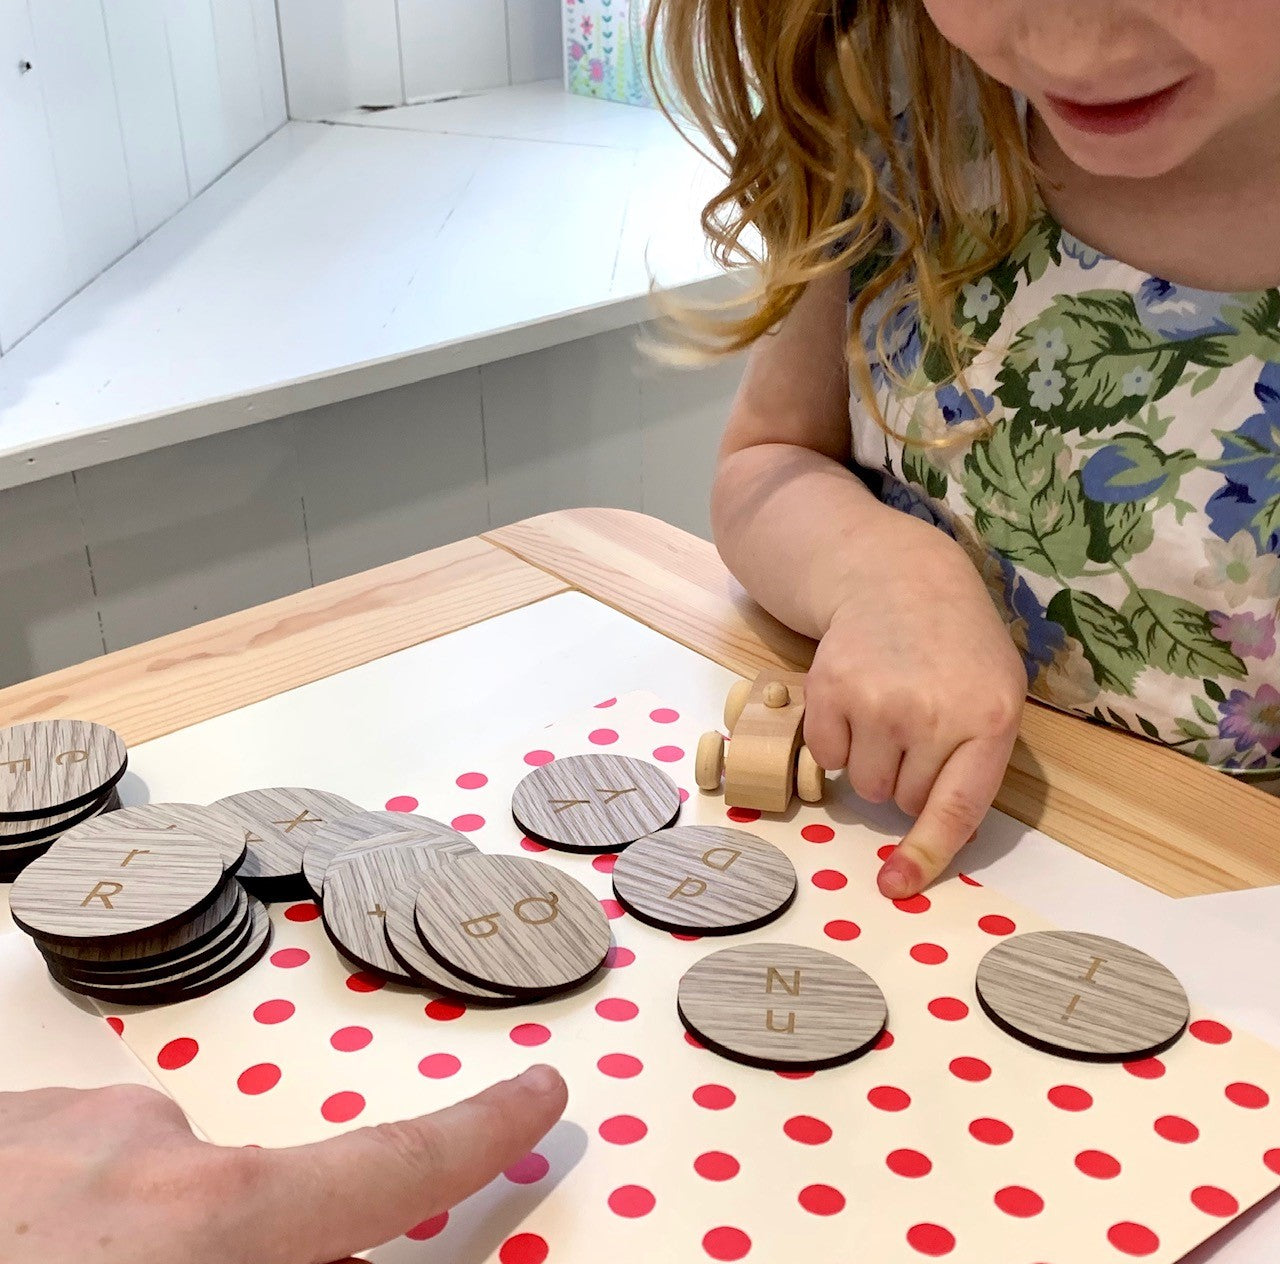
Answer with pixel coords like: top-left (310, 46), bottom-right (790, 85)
top-left (678, 943), bottom-right (888, 1071)
top-left (511, 754), bottom-right (680, 853)
top-left (611, 825), bottom-right (796, 935)
top-left (975, 930), bottom-right (1190, 1062)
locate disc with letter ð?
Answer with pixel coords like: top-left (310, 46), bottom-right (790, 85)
top-left (0, 720), bottom-right (127, 821)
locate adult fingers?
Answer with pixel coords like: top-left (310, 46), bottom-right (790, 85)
top-left (240, 1064), bottom-right (568, 1264)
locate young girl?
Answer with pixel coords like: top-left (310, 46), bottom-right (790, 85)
top-left (650, 1), bottom-right (1280, 898)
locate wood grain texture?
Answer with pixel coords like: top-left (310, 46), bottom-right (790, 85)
top-left (0, 537), bottom-right (567, 747)
top-left (677, 943), bottom-right (888, 1070)
top-left (611, 826), bottom-right (796, 935)
top-left (511, 754), bottom-right (681, 853)
top-left (67, 803), bottom-right (248, 872)
top-left (0, 782), bottom-right (120, 841)
top-left (414, 854), bottom-right (611, 995)
top-left (975, 930), bottom-right (1189, 1062)
top-left (383, 890), bottom-right (514, 1002)
top-left (301, 812), bottom-right (474, 899)
top-left (0, 788), bottom-right (120, 877)
top-left (721, 671), bottom-right (807, 813)
top-left (0, 720), bottom-right (126, 819)
top-left (484, 509), bottom-right (1280, 897)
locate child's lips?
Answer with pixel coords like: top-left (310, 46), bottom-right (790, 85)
top-left (1043, 78), bottom-right (1190, 136)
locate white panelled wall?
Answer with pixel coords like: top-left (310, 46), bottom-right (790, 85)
top-left (0, 0), bottom-right (286, 352)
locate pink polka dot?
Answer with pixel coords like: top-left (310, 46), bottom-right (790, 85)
top-left (456, 771), bottom-right (488, 789)
top-left (237, 1063), bottom-right (281, 1095)
top-left (958, 872), bottom-right (982, 886)
top-left (598, 1053), bottom-right (643, 1078)
top-left (595, 697), bottom-right (617, 708)
top-left (1191, 1186), bottom-right (1239, 1217)
top-left (877, 844), bottom-right (897, 861)
top-left (928, 997), bottom-right (969, 1021)
top-left (504, 1152), bottom-right (550, 1185)
top-left (601, 898), bottom-right (625, 919)
top-left (589, 729), bottom-right (619, 745)
top-left (523, 750), bottom-right (555, 766)
top-left (406, 1213), bottom-right (448, 1241)
top-left (702, 1227), bottom-right (752, 1260)
top-left (995, 1186), bottom-right (1043, 1217)
top-left (978, 914), bottom-right (1015, 936)
top-left (596, 998), bottom-right (638, 1022)
top-left (385, 795), bottom-right (419, 812)
top-left (1191, 1019), bottom-right (1232, 1045)
top-left (1107, 1222), bottom-right (1160, 1256)
top-left (345, 970), bottom-right (384, 993)
top-left (499, 1232), bottom-right (549, 1264)
top-left (592, 853), bottom-right (618, 873)
top-left (824, 919), bottom-right (861, 941)
top-left (157, 1037), bottom-right (199, 1070)
top-left (106, 1016), bottom-right (124, 1036)
top-left (1154, 1115), bottom-right (1200, 1143)
top-left (650, 708), bottom-right (680, 723)
top-left (599, 1114), bottom-right (648, 1144)
top-left (270, 948), bottom-right (309, 969)
top-left (694, 1083), bottom-right (736, 1110)
top-left (653, 745), bottom-right (684, 762)
top-left (907, 1224), bottom-right (956, 1256)
top-left (510, 1023), bottom-right (550, 1046)
top-left (1124, 1057), bottom-right (1165, 1079)
top-left (1076, 1150), bottom-right (1121, 1179)
top-left (784, 1115), bottom-right (832, 1144)
top-left (868, 1086), bottom-right (911, 1112)
top-left (801, 824), bottom-right (835, 844)
top-left (949, 1057), bottom-right (990, 1082)
top-left (608, 1184), bottom-right (655, 1217)
top-left (1227, 1082), bottom-right (1270, 1109)
top-left (799, 1184), bottom-right (845, 1216)
top-left (726, 806), bottom-right (760, 823)
top-left (520, 836), bottom-right (548, 852)
top-left (321, 1091), bottom-right (365, 1123)
top-left (330, 1025), bottom-right (372, 1052)
top-left (678, 787), bottom-right (690, 802)
top-left (910, 943), bottom-right (948, 964)
top-left (1048, 1085), bottom-right (1093, 1112)
top-left (451, 813), bottom-right (485, 832)
top-left (425, 999), bottom-right (466, 1022)
top-left (969, 1117), bottom-right (1013, 1145)
top-left (887, 1149), bottom-right (932, 1177)
top-left (254, 999), bottom-right (295, 1025)
top-left (695, 1151), bottom-right (739, 1180)
top-left (894, 894), bottom-right (931, 914)
top-left (812, 869), bottom-right (847, 890)
top-left (284, 902), bottom-right (320, 922)
top-left (605, 945), bottom-right (635, 968)
top-left (418, 1053), bottom-right (461, 1079)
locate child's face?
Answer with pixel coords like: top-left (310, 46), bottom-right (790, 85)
top-left (920, 0), bottom-right (1280, 178)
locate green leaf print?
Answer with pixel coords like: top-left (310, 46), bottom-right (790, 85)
top-left (963, 418), bottom-right (1092, 578)
top-left (902, 446), bottom-right (948, 500)
top-left (1136, 715), bottom-right (1161, 740)
top-left (1046, 590), bottom-right (1143, 695)
top-left (1006, 215), bottom-right (1062, 287)
top-left (1119, 588), bottom-right (1248, 680)
top-left (1220, 289), bottom-right (1280, 361)
top-left (1192, 695), bottom-right (1218, 726)
top-left (1083, 498), bottom-right (1155, 567)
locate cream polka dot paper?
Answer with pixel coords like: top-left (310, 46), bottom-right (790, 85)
top-left (95, 694), bottom-right (1280, 1263)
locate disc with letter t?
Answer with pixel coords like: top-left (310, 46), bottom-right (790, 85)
top-left (678, 943), bottom-right (888, 1070)
top-left (975, 930), bottom-right (1190, 1061)
top-left (611, 825), bottom-right (796, 935)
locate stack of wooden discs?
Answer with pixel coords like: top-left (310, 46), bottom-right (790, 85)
top-left (0, 720), bottom-right (127, 879)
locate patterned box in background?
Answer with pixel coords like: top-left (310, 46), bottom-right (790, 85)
top-left (564, 0), bottom-right (657, 108)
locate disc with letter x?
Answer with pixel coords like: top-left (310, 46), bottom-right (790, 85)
top-left (975, 930), bottom-right (1189, 1061)
top-left (678, 943), bottom-right (888, 1071)
top-left (611, 825), bottom-right (796, 935)
top-left (511, 753), bottom-right (681, 853)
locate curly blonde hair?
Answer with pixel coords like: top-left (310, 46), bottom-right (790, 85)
top-left (646, 0), bottom-right (1038, 431)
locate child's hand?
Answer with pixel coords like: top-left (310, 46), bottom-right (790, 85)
top-left (802, 521), bottom-right (1027, 899)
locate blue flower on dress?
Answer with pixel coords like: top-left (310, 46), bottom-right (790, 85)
top-left (1134, 277), bottom-right (1236, 341)
top-left (1060, 231), bottom-right (1105, 270)
top-left (861, 291), bottom-right (924, 389)
top-left (1080, 434), bottom-right (1169, 503)
top-left (1027, 367), bottom-right (1066, 410)
top-left (1033, 327), bottom-right (1068, 368)
top-left (1217, 683), bottom-right (1280, 755)
top-left (1206, 361), bottom-right (1280, 552)
top-left (879, 475), bottom-right (955, 536)
top-left (935, 384), bottom-right (995, 426)
top-left (996, 554), bottom-right (1066, 676)
top-left (961, 276), bottom-right (1000, 324)
top-left (1122, 366), bottom-right (1155, 397)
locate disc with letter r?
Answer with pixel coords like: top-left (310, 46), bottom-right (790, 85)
top-left (975, 930), bottom-right (1189, 1061)
top-left (677, 943), bottom-right (888, 1070)
top-left (65, 802), bottom-right (250, 873)
top-left (611, 825), bottom-right (796, 935)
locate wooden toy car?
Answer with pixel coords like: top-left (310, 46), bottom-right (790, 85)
top-left (695, 669), bottom-right (824, 813)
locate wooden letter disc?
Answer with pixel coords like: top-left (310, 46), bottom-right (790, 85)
top-left (301, 812), bottom-right (474, 899)
top-left (383, 891), bottom-right (515, 1003)
top-left (678, 943), bottom-right (888, 1070)
top-left (0, 721), bottom-right (127, 821)
top-left (65, 802), bottom-right (250, 873)
top-left (511, 754), bottom-right (680, 853)
top-left (975, 930), bottom-right (1190, 1062)
top-left (611, 826), bottom-right (797, 935)
top-left (414, 854), bottom-right (611, 995)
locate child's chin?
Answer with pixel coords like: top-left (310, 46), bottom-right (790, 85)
top-left (1044, 119), bottom-right (1205, 182)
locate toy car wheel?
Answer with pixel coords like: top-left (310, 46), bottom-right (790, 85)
top-left (723, 680), bottom-right (752, 732)
top-left (695, 730), bottom-right (726, 791)
top-left (795, 744), bottom-right (825, 803)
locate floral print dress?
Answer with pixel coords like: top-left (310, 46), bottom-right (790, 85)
top-left (848, 213), bottom-right (1280, 791)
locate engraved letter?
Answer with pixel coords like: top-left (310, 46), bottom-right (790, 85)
top-left (514, 893), bottom-right (560, 925)
top-left (462, 914), bottom-right (501, 938)
top-left (765, 1009), bottom-right (797, 1034)
top-left (1, 757), bottom-right (31, 776)
top-left (56, 749), bottom-right (88, 765)
top-left (120, 849), bottom-right (152, 867)
top-left (668, 876), bottom-right (707, 900)
top-left (765, 967), bottom-right (802, 996)
top-left (82, 881), bottom-right (124, 909)
top-left (1083, 956), bottom-right (1106, 984)
top-left (700, 846), bottom-right (742, 871)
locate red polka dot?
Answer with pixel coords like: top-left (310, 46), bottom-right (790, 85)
top-left (384, 795), bottom-right (418, 812)
top-left (702, 1227), bottom-right (751, 1260)
top-left (589, 729), bottom-right (619, 745)
top-left (1107, 1222), bottom-right (1160, 1256)
top-left (894, 894), bottom-right (931, 913)
top-left (157, 1037), bottom-right (199, 1070)
top-left (605, 945), bottom-right (635, 968)
top-left (456, 771), bottom-right (488, 789)
top-left (499, 1233), bottom-right (549, 1264)
top-left (776, 1070), bottom-right (813, 1080)
top-left (510, 1023), bottom-right (550, 1046)
top-left (284, 902), bottom-right (320, 922)
top-left (978, 914), bottom-right (1015, 935)
top-left (523, 750), bottom-right (554, 766)
top-left (868, 1086), bottom-right (911, 1112)
top-left (824, 919), bottom-right (861, 941)
top-left (1124, 1057), bottom-right (1165, 1079)
top-left (874, 1029), bottom-right (895, 1050)
top-left (106, 1016), bottom-right (124, 1036)
top-left (877, 844), bottom-right (897, 861)
top-left (345, 970), bottom-right (384, 992)
top-left (798, 1184), bottom-right (845, 1215)
top-left (969, 1117), bottom-right (1013, 1145)
top-left (330, 1025), bottom-right (372, 1052)
top-left (812, 869), bottom-right (847, 890)
top-left (504, 1152), bottom-right (550, 1185)
top-left (679, 787), bottom-right (690, 802)
top-left (1191, 1185), bottom-right (1238, 1217)
top-left (600, 1114), bottom-right (648, 1144)
top-left (596, 998), bottom-right (638, 1022)
top-left (958, 872), bottom-right (982, 886)
top-left (949, 1057), bottom-right (990, 1082)
top-left (601, 898), bottom-right (625, 919)
top-left (451, 813), bottom-right (485, 832)
top-left (995, 1186), bottom-right (1044, 1217)
top-left (608, 1184), bottom-right (655, 1217)
top-left (1076, 1149), bottom-right (1121, 1179)
top-left (653, 745), bottom-right (684, 762)
top-left (1190, 1019), bottom-right (1232, 1045)
top-left (270, 948), bottom-right (309, 969)
top-left (520, 836), bottom-right (548, 852)
top-left (651, 707), bottom-right (680, 723)
top-left (672, 932), bottom-right (701, 942)
top-left (694, 1084), bottom-right (736, 1110)
top-left (801, 824), bottom-right (835, 843)
top-left (596, 697), bottom-right (617, 708)
top-left (321, 1091), bottom-right (364, 1123)
top-left (907, 1223), bottom-right (956, 1256)
top-left (592, 853), bottom-right (618, 873)
top-left (426, 999), bottom-right (466, 1022)
top-left (406, 1212), bottom-right (448, 1241)
top-left (418, 1053), bottom-right (461, 1078)
top-left (784, 1115), bottom-right (832, 1144)
top-left (1048, 1085), bottom-right (1093, 1112)
top-left (598, 1053), bottom-right (643, 1078)
top-left (1227, 1082), bottom-right (1270, 1109)
top-left (695, 1151), bottom-right (740, 1180)
top-left (928, 997), bottom-right (969, 1021)
top-left (1154, 1115), bottom-right (1200, 1143)
top-left (684, 1031), bottom-right (704, 1049)
top-left (887, 1149), bottom-right (932, 1177)
top-left (726, 806), bottom-right (760, 823)
top-left (910, 942), bottom-right (948, 964)
top-left (1265, 1148), bottom-right (1280, 1174)
top-left (237, 1063), bottom-right (281, 1095)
